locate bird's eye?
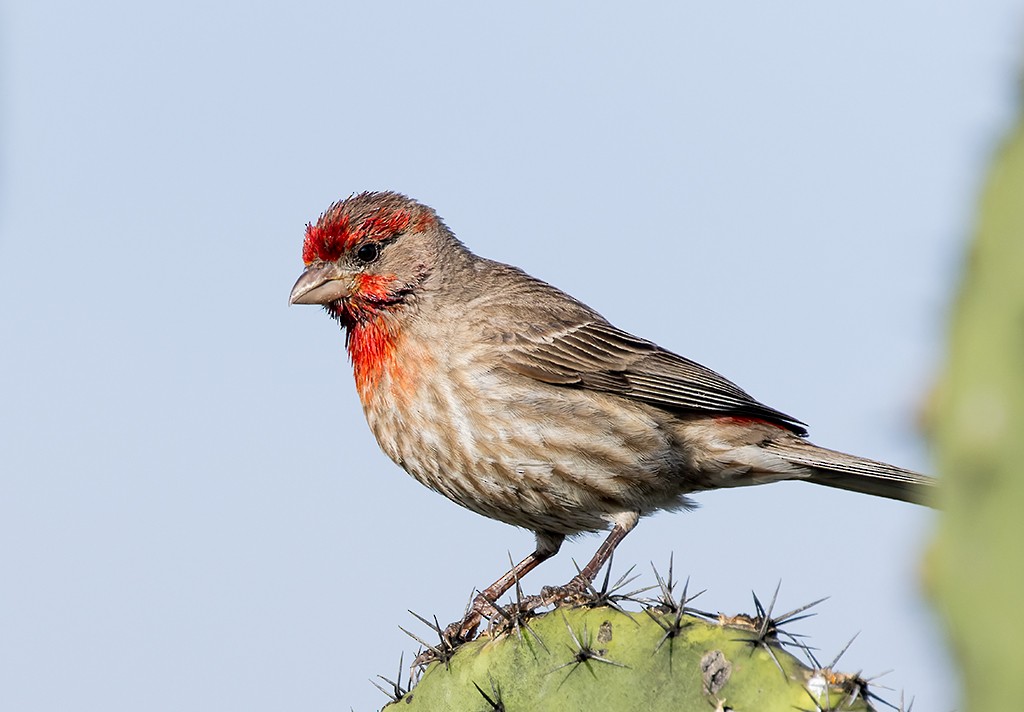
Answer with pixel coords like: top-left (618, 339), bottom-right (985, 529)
top-left (354, 242), bottom-right (381, 264)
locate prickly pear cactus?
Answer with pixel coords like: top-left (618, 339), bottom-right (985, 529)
top-left (929, 93), bottom-right (1024, 709)
top-left (384, 604), bottom-right (873, 711)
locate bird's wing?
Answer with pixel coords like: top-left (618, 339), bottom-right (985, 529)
top-left (501, 320), bottom-right (807, 435)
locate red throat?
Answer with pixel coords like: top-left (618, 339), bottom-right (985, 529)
top-left (339, 277), bottom-right (404, 399)
top-left (347, 317), bottom-right (400, 400)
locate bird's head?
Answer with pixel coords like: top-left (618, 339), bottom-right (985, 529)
top-left (289, 191), bottom-right (450, 326)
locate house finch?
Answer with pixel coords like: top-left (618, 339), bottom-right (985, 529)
top-left (289, 191), bottom-right (934, 640)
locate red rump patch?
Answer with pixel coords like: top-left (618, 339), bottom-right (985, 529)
top-left (302, 206), bottom-right (413, 265)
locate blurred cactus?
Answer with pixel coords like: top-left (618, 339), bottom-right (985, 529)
top-left (929, 95), bottom-right (1024, 708)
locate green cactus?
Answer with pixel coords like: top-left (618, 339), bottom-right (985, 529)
top-left (384, 602), bottom-right (874, 711)
top-left (929, 94), bottom-right (1024, 709)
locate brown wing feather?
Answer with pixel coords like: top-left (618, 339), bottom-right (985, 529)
top-left (503, 320), bottom-right (807, 435)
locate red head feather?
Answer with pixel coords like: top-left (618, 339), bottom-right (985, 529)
top-left (302, 200), bottom-right (414, 265)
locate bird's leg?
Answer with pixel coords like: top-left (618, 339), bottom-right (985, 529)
top-left (444, 533), bottom-right (564, 644)
top-left (541, 512), bottom-right (639, 603)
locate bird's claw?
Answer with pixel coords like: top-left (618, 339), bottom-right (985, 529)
top-left (539, 575), bottom-right (593, 607)
top-left (435, 591), bottom-right (499, 649)
top-left (442, 613), bottom-right (482, 647)
top-left (413, 574), bottom-right (602, 670)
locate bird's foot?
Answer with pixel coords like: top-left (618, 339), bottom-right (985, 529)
top-left (440, 609), bottom-right (484, 648)
top-left (435, 589), bottom-right (558, 650)
top-left (406, 600), bottom-right (493, 670)
top-left (409, 615), bottom-right (475, 670)
top-left (539, 574), bottom-right (593, 607)
top-left (481, 592), bottom-right (557, 638)
top-left (434, 587), bottom-right (508, 650)
top-left (412, 576), bottom-right (604, 669)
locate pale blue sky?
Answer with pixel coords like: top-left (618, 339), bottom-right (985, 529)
top-left (2, 2), bottom-right (1022, 710)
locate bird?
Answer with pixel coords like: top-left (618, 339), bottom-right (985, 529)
top-left (289, 191), bottom-right (935, 641)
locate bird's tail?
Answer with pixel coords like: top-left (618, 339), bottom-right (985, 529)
top-left (762, 439), bottom-right (937, 506)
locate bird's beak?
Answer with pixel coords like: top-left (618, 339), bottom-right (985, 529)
top-left (289, 262), bottom-right (352, 305)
